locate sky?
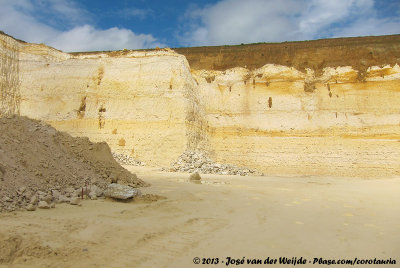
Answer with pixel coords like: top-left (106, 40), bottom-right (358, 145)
top-left (0, 0), bottom-right (399, 52)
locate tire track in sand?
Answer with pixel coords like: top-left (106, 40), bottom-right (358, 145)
top-left (125, 217), bottom-right (227, 267)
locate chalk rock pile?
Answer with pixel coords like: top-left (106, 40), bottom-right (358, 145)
top-left (20, 186), bottom-right (104, 211)
top-left (12, 182), bottom-right (143, 211)
top-left (0, 115), bottom-right (147, 213)
top-left (112, 152), bottom-right (146, 166)
top-left (165, 151), bottom-right (262, 176)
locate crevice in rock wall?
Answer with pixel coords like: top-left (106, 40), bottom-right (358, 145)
top-left (0, 36), bottom-right (20, 117)
top-left (183, 69), bottom-right (209, 152)
top-left (96, 66), bottom-right (104, 85)
top-left (76, 96), bottom-right (87, 119)
top-left (184, 88), bottom-right (209, 151)
top-left (98, 104), bottom-right (106, 129)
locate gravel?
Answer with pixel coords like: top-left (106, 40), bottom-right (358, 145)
top-left (163, 150), bottom-right (263, 176)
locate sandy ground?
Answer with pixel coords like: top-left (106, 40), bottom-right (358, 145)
top-left (0, 166), bottom-right (399, 267)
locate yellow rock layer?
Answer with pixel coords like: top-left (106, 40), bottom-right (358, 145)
top-left (17, 42), bottom-right (197, 166)
top-left (1, 33), bottom-right (399, 177)
top-left (193, 64), bottom-right (400, 177)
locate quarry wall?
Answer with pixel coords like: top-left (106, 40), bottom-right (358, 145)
top-left (1, 33), bottom-right (400, 177)
top-left (193, 64), bottom-right (400, 177)
top-left (0, 33), bottom-right (20, 116)
top-left (17, 44), bottom-right (206, 167)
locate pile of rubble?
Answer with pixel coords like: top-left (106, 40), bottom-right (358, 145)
top-left (16, 182), bottom-right (144, 212)
top-left (112, 152), bottom-right (146, 166)
top-left (0, 115), bottom-right (147, 213)
top-left (21, 185), bottom-right (104, 211)
top-left (165, 151), bottom-right (263, 176)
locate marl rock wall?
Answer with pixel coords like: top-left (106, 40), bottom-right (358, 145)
top-left (2, 32), bottom-right (400, 177)
top-left (192, 64), bottom-right (400, 177)
top-left (176, 35), bottom-right (400, 177)
top-left (0, 33), bottom-right (20, 116)
top-left (18, 44), bottom-right (205, 167)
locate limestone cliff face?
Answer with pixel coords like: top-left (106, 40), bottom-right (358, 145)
top-left (18, 44), bottom-right (202, 166)
top-left (175, 36), bottom-right (400, 178)
top-left (192, 64), bottom-right (400, 177)
top-left (1, 32), bottom-right (399, 177)
top-left (0, 33), bottom-right (20, 116)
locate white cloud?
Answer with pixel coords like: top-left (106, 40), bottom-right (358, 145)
top-left (46, 0), bottom-right (87, 22)
top-left (49, 25), bottom-right (160, 52)
top-left (0, 0), bottom-right (161, 51)
top-left (179, 0), bottom-right (400, 46)
top-left (180, 0), bottom-right (303, 46)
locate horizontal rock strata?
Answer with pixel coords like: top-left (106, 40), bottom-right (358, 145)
top-left (1, 33), bottom-right (400, 178)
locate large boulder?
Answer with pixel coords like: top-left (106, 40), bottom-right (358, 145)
top-left (189, 172), bottom-right (201, 181)
top-left (26, 204), bottom-right (36, 211)
top-left (69, 197), bottom-right (81, 205)
top-left (38, 201), bottom-right (50, 209)
top-left (104, 183), bottom-right (141, 200)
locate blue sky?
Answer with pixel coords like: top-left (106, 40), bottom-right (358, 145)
top-left (0, 0), bottom-right (399, 52)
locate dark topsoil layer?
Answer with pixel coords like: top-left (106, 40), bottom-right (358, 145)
top-left (174, 35), bottom-right (400, 78)
top-left (70, 34), bottom-right (400, 79)
top-left (0, 115), bottom-right (148, 212)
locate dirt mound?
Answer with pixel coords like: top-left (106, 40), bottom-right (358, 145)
top-left (0, 115), bottom-right (147, 212)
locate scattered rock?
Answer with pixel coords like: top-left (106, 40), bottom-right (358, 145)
top-left (104, 183), bottom-right (141, 200)
top-left (26, 204), bottom-right (36, 211)
top-left (64, 187), bottom-right (75, 197)
top-left (30, 195), bottom-right (38, 205)
top-left (23, 191), bottom-right (33, 200)
top-left (38, 201), bottom-right (50, 209)
top-left (40, 194), bottom-right (53, 203)
top-left (2, 196), bottom-right (11, 202)
top-left (37, 191), bottom-right (46, 197)
top-left (51, 190), bottom-right (60, 200)
top-left (69, 197), bottom-right (81, 205)
top-left (89, 185), bottom-right (103, 197)
top-left (109, 172), bottom-right (119, 184)
top-left (58, 195), bottom-right (70, 203)
top-left (71, 189), bottom-right (81, 198)
top-left (17, 187), bottom-right (26, 195)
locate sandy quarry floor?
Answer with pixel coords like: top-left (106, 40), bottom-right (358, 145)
top-left (1, 167), bottom-right (399, 267)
